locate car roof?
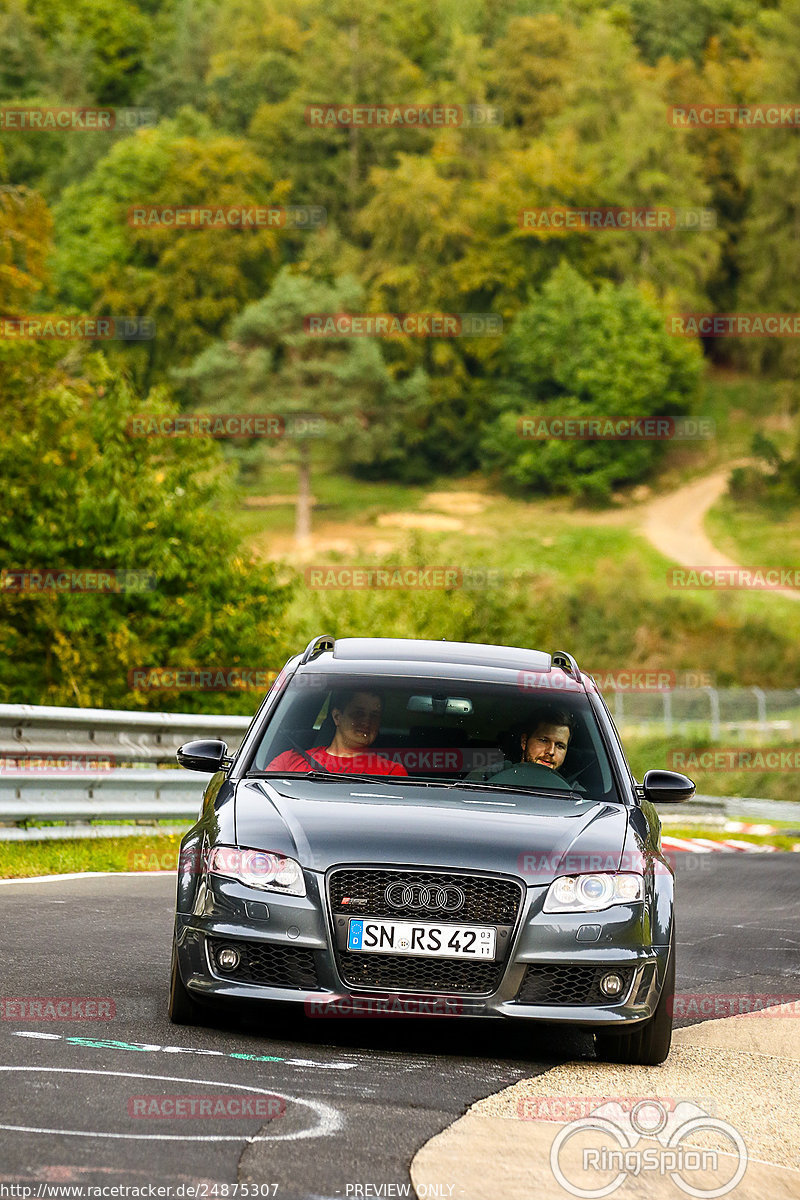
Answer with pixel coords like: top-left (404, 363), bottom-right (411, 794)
top-left (294, 637), bottom-right (588, 691)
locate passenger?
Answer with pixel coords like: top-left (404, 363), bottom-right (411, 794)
top-left (265, 688), bottom-right (408, 775)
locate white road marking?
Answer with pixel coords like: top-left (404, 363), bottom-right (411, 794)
top-left (0, 872), bottom-right (170, 886)
top-left (9, 1032), bottom-right (358, 1070)
top-left (0, 1066), bottom-right (342, 1142)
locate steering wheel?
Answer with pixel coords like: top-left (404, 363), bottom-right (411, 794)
top-left (486, 762), bottom-right (575, 790)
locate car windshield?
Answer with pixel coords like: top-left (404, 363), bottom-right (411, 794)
top-left (246, 672), bottom-right (621, 802)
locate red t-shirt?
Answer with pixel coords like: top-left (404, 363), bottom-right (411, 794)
top-left (264, 745), bottom-right (408, 776)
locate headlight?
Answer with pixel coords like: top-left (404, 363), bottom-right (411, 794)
top-left (543, 872), bottom-right (644, 913)
top-left (207, 845), bottom-right (306, 897)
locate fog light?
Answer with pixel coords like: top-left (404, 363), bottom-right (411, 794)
top-left (600, 972), bottom-right (625, 997)
top-left (217, 946), bottom-right (241, 972)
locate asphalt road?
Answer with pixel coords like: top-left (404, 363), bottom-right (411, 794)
top-left (0, 855), bottom-right (797, 1199)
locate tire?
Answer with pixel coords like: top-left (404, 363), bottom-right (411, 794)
top-left (594, 938), bottom-right (675, 1066)
top-left (168, 938), bottom-right (204, 1026)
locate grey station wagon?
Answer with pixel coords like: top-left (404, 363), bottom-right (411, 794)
top-left (170, 636), bottom-right (693, 1064)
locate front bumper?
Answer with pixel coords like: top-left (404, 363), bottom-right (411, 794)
top-left (174, 870), bottom-right (670, 1027)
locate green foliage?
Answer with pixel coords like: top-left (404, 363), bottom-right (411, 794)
top-left (50, 111), bottom-right (290, 387)
top-left (737, 0), bottom-right (800, 375)
top-left (0, 345), bottom-right (293, 710)
top-left (178, 267), bottom-right (433, 483)
top-left (479, 263), bottom-right (704, 501)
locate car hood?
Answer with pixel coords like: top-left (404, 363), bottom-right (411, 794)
top-left (234, 777), bottom-right (630, 883)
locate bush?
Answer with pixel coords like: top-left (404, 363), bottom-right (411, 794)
top-left (480, 263), bottom-right (704, 502)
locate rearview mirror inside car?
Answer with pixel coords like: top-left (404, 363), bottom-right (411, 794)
top-left (407, 695), bottom-right (473, 715)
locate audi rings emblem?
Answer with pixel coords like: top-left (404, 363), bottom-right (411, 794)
top-left (384, 882), bottom-right (466, 913)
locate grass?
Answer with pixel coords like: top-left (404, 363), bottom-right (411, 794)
top-left (705, 493), bottom-right (800, 573)
top-left (624, 733), bottom-right (800, 803)
top-left (0, 833), bottom-right (183, 880)
top-left (1, 820), bottom-right (796, 881)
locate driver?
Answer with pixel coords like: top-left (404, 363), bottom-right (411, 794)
top-left (520, 708), bottom-right (575, 773)
top-left (264, 688), bottom-right (408, 776)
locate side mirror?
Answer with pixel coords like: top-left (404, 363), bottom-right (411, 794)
top-left (642, 769), bottom-right (695, 804)
top-left (177, 739), bottom-right (230, 773)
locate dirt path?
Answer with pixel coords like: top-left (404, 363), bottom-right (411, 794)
top-left (640, 465), bottom-right (800, 601)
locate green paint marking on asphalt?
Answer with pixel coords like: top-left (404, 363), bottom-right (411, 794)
top-left (229, 1052), bottom-right (285, 1062)
top-left (65, 1037), bottom-right (158, 1051)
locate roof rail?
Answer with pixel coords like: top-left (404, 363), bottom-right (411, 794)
top-left (300, 633), bottom-right (335, 665)
top-left (551, 650), bottom-right (581, 680)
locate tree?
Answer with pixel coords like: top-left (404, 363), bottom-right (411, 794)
top-left (0, 343), bottom-right (293, 710)
top-left (50, 110), bottom-right (290, 388)
top-left (480, 263), bottom-right (704, 502)
top-left (178, 268), bottom-right (430, 543)
top-left (737, 0), bottom-right (800, 375)
top-left (0, 184), bottom-right (52, 311)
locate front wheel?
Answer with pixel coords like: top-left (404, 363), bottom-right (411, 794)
top-left (594, 939), bottom-right (675, 1065)
top-left (168, 938), bottom-right (204, 1026)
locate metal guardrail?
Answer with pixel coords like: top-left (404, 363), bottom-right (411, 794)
top-left (0, 702), bottom-right (251, 763)
top-left (0, 703), bottom-right (251, 840)
top-left (1, 700), bottom-right (798, 842)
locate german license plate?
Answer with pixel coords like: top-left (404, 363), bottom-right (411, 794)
top-left (347, 918), bottom-right (496, 959)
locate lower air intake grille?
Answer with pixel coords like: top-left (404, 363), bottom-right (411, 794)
top-left (515, 964), bottom-right (635, 1006)
top-left (337, 950), bottom-right (503, 995)
top-left (209, 938), bottom-right (321, 990)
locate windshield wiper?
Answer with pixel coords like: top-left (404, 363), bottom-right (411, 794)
top-left (448, 778), bottom-right (583, 799)
top-left (247, 771), bottom-right (412, 785)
